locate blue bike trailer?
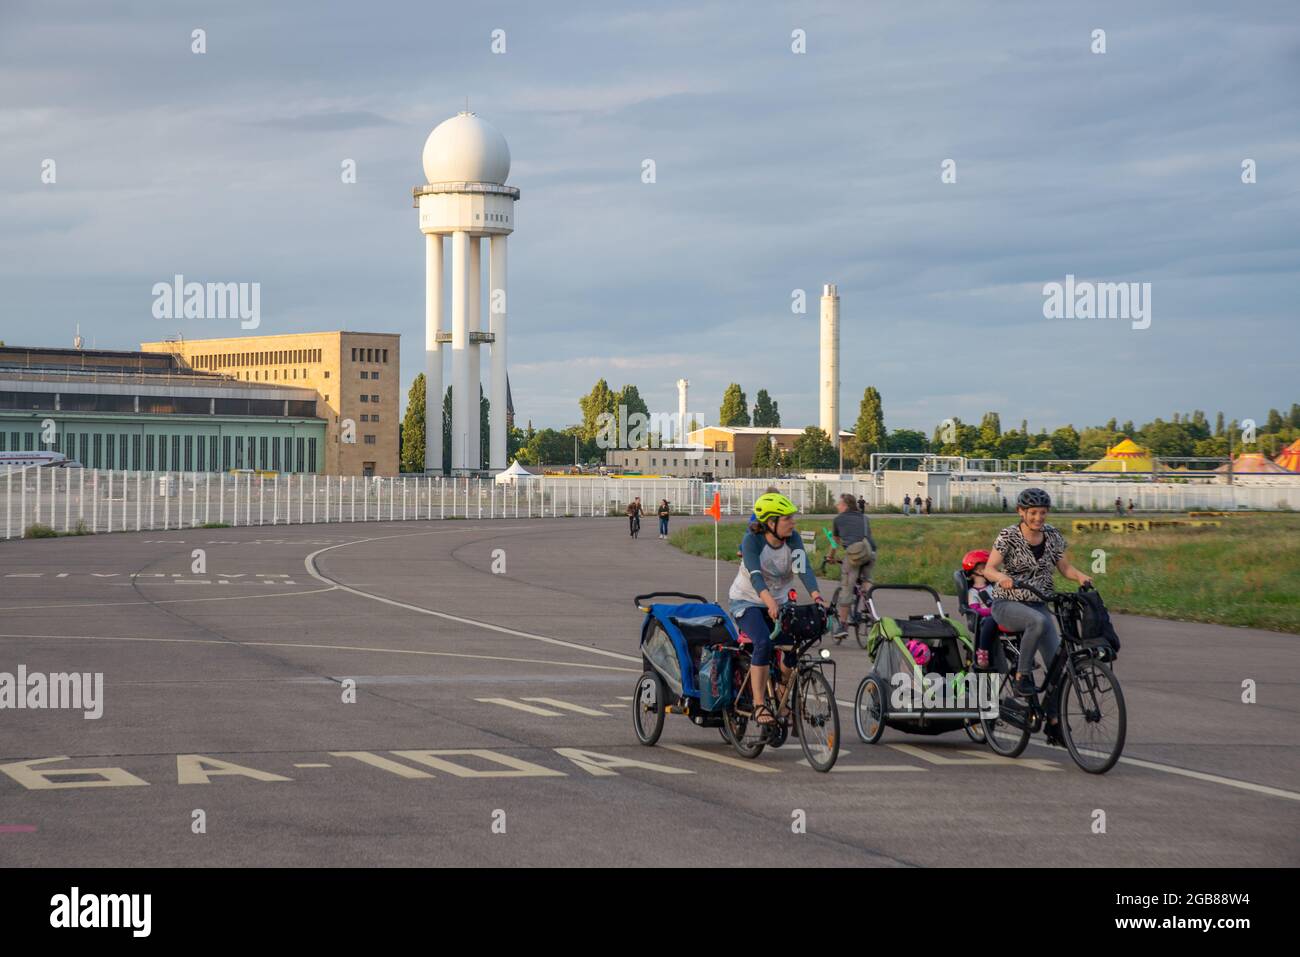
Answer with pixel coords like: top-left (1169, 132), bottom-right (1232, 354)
top-left (634, 592), bottom-right (740, 700)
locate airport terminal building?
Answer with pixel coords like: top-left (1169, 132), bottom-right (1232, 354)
top-left (0, 345), bottom-right (326, 473)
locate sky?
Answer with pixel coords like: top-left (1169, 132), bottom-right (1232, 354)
top-left (1, 0), bottom-right (1297, 436)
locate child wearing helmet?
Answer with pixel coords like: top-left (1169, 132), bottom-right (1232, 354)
top-left (729, 492), bottom-right (824, 725)
top-left (962, 548), bottom-right (996, 669)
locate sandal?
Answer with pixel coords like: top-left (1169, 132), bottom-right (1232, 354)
top-left (753, 704), bottom-right (777, 726)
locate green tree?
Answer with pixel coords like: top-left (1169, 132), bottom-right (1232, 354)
top-left (1215, 411), bottom-right (1225, 436)
top-left (752, 389), bottom-right (780, 428)
top-left (996, 430), bottom-right (1030, 459)
top-left (1266, 408), bottom-right (1285, 433)
top-left (978, 412), bottom-right (1002, 449)
top-left (618, 384), bottom-right (650, 425)
top-left (752, 433), bottom-right (774, 469)
top-left (578, 379), bottom-right (618, 442)
top-left (400, 373), bottom-right (427, 472)
top-left (1049, 425), bottom-right (1080, 459)
top-left (851, 386), bottom-right (886, 464)
top-left (480, 386), bottom-right (490, 469)
top-left (886, 429), bottom-right (928, 453)
top-left (790, 426), bottom-right (837, 470)
top-left (441, 386), bottom-right (453, 472)
top-left (515, 428), bottom-right (575, 466)
top-left (1290, 404), bottom-right (1300, 429)
top-left (719, 383), bottom-right (750, 427)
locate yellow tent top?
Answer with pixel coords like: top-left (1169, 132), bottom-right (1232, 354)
top-left (1274, 439), bottom-right (1300, 473)
top-left (1084, 437), bottom-right (1157, 473)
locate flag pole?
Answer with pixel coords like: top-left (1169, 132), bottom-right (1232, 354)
top-left (714, 518), bottom-right (719, 602)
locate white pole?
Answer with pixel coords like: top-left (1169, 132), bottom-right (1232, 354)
top-left (35, 465), bottom-right (42, 528)
top-left (88, 469), bottom-right (94, 532)
top-left (231, 472), bottom-right (237, 527)
top-left (64, 468), bottom-right (70, 533)
top-left (79, 466), bottom-right (85, 524)
top-left (205, 473), bottom-right (211, 526)
top-left (5, 470), bottom-right (10, 540)
top-left (246, 472), bottom-right (252, 526)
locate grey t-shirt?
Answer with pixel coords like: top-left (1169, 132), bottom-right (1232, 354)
top-left (833, 510), bottom-right (875, 550)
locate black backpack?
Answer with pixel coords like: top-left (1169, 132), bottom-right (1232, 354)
top-left (1075, 588), bottom-right (1120, 660)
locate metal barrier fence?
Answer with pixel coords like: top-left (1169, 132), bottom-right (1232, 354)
top-left (0, 470), bottom-right (885, 539)
top-left (2, 468), bottom-right (1294, 540)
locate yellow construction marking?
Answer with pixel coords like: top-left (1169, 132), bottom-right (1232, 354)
top-left (392, 749), bottom-right (567, 778)
top-left (176, 755), bottom-right (292, 784)
top-left (475, 697), bottom-right (566, 716)
top-left (659, 743), bottom-right (782, 772)
top-left (888, 743), bottom-right (1061, 771)
top-left (0, 757), bottom-right (149, 790)
top-left (521, 697), bottom-right (609, 716)
top-left (330, 751), bottom-right (432, 779)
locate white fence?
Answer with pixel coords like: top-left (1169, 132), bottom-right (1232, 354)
top-left (0, 470), bottom-right (883, 539)
top-left (950, 478), bottom-right (1300, 512)
top-left (2, 468), bottom-right (1295, 540)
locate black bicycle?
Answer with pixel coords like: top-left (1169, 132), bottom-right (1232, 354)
top-left (829, 571), bottom-right (874, 648)
top-left (723, 599), bottom-right (840, 772)
top-left (979, 582), bottom-right (1126, 774)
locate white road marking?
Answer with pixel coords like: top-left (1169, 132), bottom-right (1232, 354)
top-left (293, 763), bottom-right (330, 768)
top-left (521, 697), bottom-right (609, 716)
top-left (0, 632), bottom-right (639, 674)
top-left (476, 697), bottom-right (566, 716)
top-left (304, 536), bottom-right (642, 664)
top-left (658, 743), bottom-right (782, 772)
top-left (0, 585), bottom-right (338, 613)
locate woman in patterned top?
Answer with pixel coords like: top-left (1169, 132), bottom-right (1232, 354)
top-left (984, 488), bottom-right (1092, 708)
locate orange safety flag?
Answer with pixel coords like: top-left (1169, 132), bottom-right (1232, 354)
top-left (708, 492), bottom-right (722, 522)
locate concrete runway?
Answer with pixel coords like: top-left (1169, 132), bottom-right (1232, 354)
top-left (0, 517), bottom-right (1296, 867)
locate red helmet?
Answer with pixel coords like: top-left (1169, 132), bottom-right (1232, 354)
top-left (962, 549), bottom-right (990, 572)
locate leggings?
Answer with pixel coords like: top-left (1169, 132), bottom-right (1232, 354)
top-left (991, 600), bottom-right (1060, 676)
top-left (734, 605), bottom-right (794, 669)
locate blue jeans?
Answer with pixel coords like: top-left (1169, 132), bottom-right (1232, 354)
top-left (659, 516), bottom-right (669, 535)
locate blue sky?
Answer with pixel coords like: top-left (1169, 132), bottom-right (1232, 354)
top-left (1, 0), bottom-right (1296, 434)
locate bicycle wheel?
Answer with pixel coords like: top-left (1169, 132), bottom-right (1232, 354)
top-left (724, 677), bottom-right (766, 759)
top-left (979, 671), bottom-right (1030, 757)
top-left (1060, 658), bottom-right (1126, 774)
top-left (964, 720), bottom-right (986, 743)
top-left (796, 668), bottom-right (839, 772)
top-left (632, 672), bottom-right (665, 746)
top-left (854, 675), bottom-right (886, 744)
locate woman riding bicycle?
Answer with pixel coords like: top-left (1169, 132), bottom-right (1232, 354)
top-left (729, 492), bottom-right (824, 726)
top-left (984, 488), bottom-right (1092, 735)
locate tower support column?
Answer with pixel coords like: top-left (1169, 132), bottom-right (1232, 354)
top-left (424, 233), bottom-right (444, 473)
top-left (451, 230), bottom-right (470, 472)
top-left (468, 236), bottom-right (482, 469)
top-left (489, 235), bottom-right (508, 470)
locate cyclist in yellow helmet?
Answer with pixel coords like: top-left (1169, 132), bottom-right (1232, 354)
top-left (729, 492), bottom-right (824, 724)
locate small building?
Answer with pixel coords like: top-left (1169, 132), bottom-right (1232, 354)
top-left (688, 426), bottom-right (853, 470)
top-left (605, 446), bottom-right (735, 478)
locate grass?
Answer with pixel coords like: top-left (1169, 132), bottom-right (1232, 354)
top-left (670, 513), bottom-right (1300, 634)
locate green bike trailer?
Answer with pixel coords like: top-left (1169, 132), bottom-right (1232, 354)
top-left (856, 584), bottom-right (991, 742)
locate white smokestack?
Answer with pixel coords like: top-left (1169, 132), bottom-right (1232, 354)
top-left (677, 378), bottom-right (689, 443)
top-left (819, 283), bottom-right (840, 446)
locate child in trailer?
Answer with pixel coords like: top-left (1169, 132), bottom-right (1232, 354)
top-left (962, 549), bottom-right (998, 669)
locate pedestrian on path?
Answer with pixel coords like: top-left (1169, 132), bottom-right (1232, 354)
top-left (657, 499), bottom-right (671, 539)
top-left (903, 494), bottom-right (912, 515)
top-left (626, 497), bottom-right (643, 537)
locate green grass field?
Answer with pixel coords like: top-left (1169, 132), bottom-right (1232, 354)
top-left (670, 513), bottom-right (1300, 634)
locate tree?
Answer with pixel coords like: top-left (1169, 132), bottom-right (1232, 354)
top-left (1267, 408), bottom-right (1285, 433)
top-left (1215, 411), bottom-right (1225, 436)
top-left (978, 412), bottom-right (1002, 449)
top-left (617, 384), bottom-right (650, 428)
top-left (752, 389), bottom-right (780, 428)
top-left (1049, 425), bottom-right (1080, 459)
top-left (578, 379), bottom-right (618, 441)
top-left (400, 373), bottom-right (426, 472)
top-left (719, 383), bottom-right (750, 426)
top-left (1290, 404), bottom-right (1300, 429)
top-left (514, 428), bottom-right (574, 466)
top-left (441, 386), bottom-right (453, 472)
top-left (886, 429), bottom-right (928, 453)
top-left (791, 426), bottom-right (837, 470)
top-left (480, 385), bottom-right (490, 469)
top-left (752, 433), bottom-right (774, 469)
top-left (851, 387), bottom-right (886, 464)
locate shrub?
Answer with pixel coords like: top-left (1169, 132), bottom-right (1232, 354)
top-left (24, 523), bottom-right (57, 539)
